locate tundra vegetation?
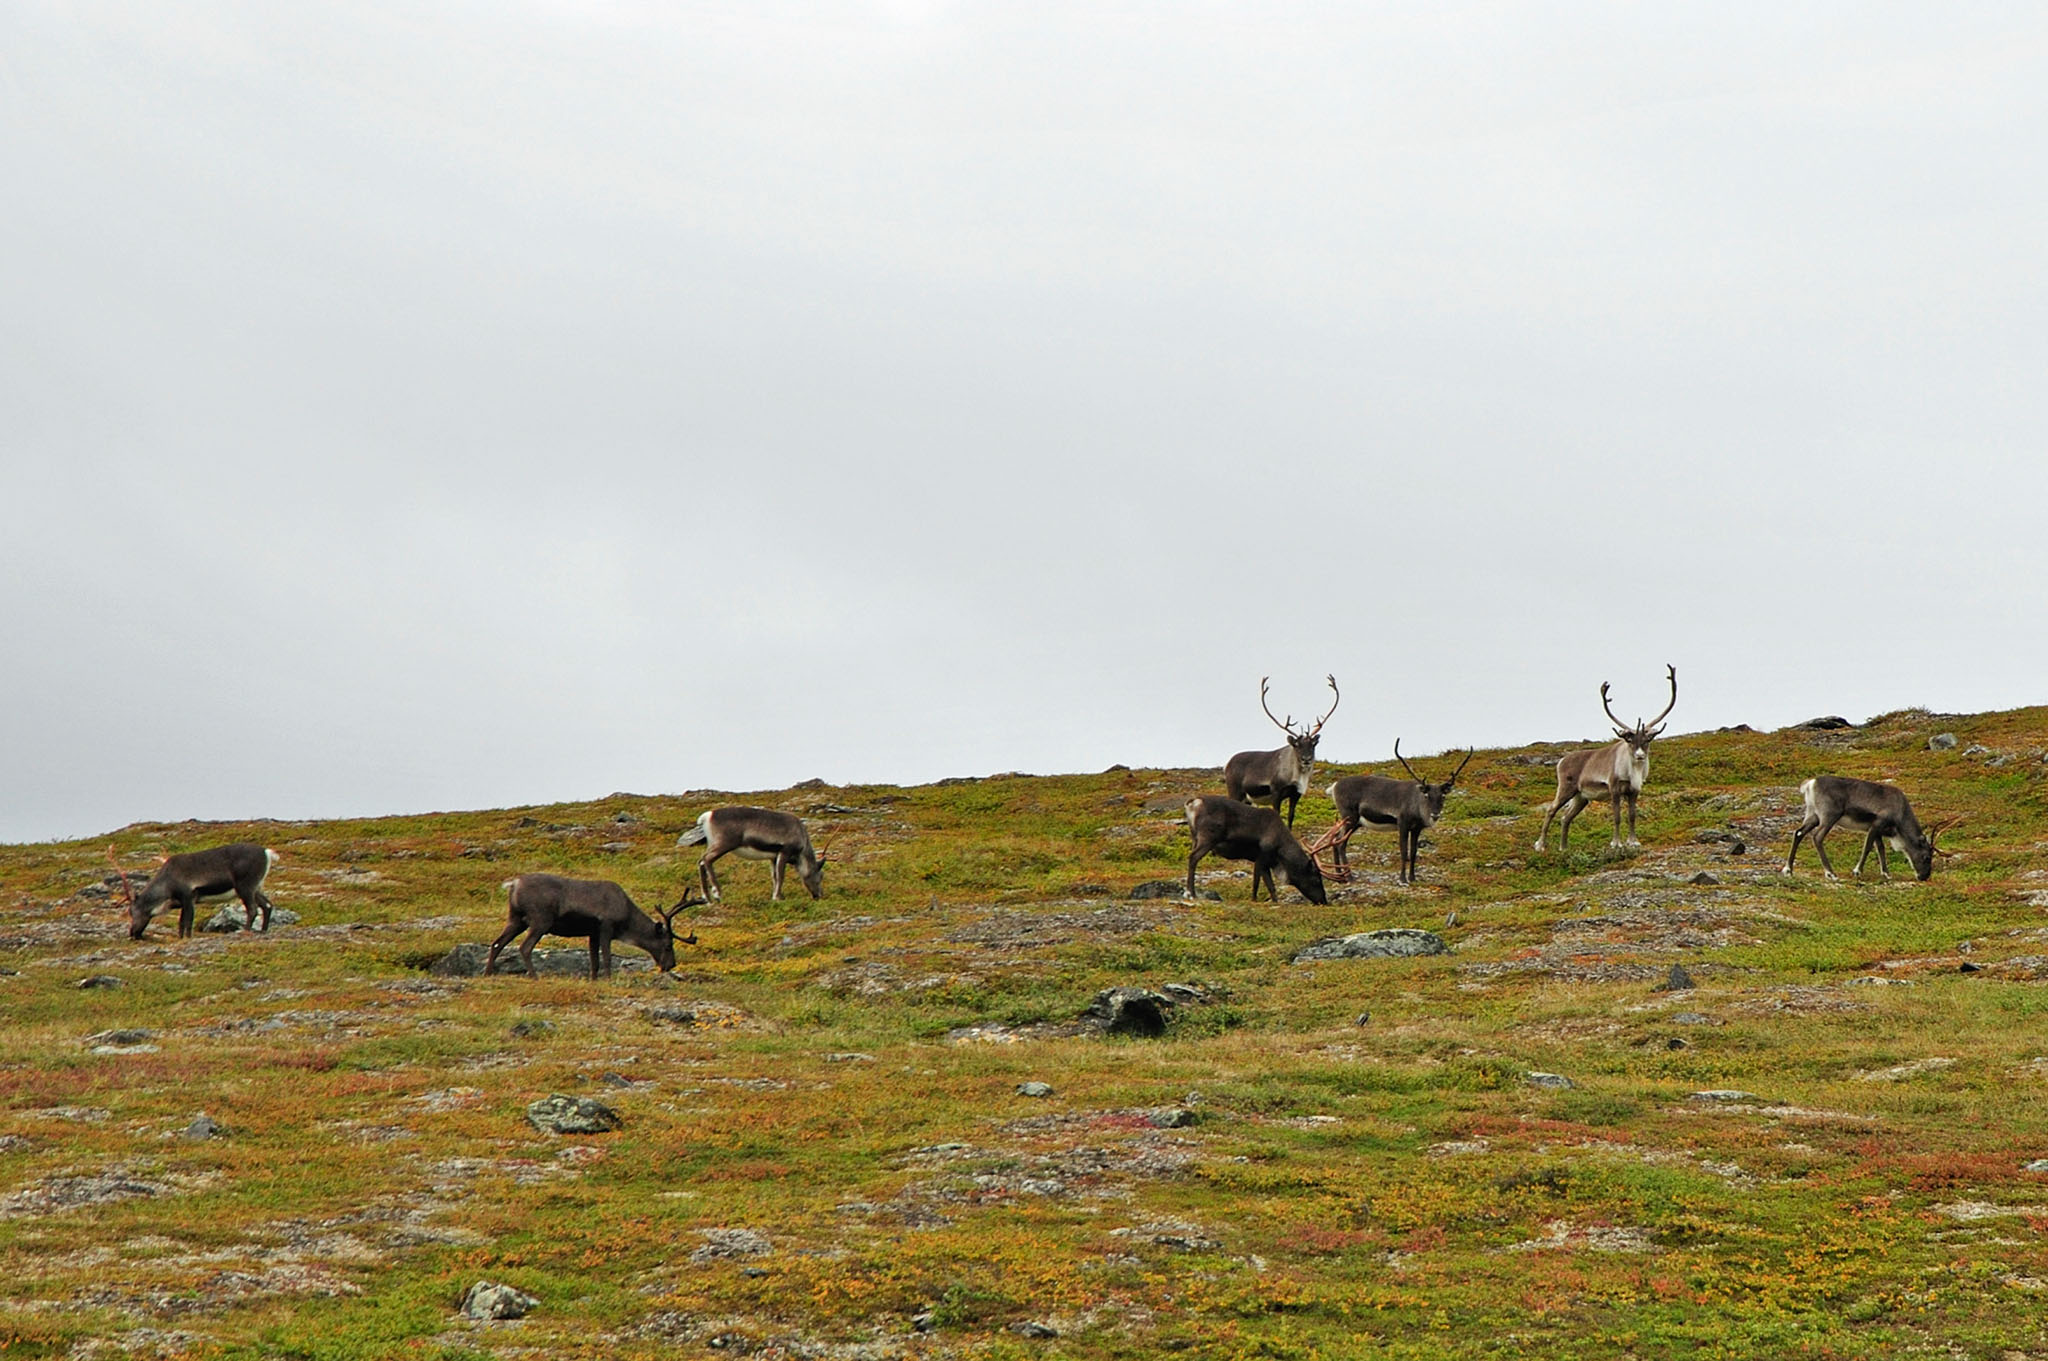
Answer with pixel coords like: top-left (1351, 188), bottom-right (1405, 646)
top-left (1, 706), bottom-right (2046, 1359)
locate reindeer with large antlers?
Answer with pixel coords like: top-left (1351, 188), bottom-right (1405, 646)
top-left (1312, 741), bottom-right (1473, 885)
top-left (1224, 675), bottom-right (1339, 828)
top-left (1533, 665), bottom-right (1678, 856)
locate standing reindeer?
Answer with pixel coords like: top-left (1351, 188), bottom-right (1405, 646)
top-left (485, 874), bottom-right (698, 979)
top-left (111, 843), bottom-right (278, 940)
top-left (1315, 741), bottom-right (1473, 885)
top-left (676, 807), bottom-right (826, 902)
top-left (1784, 777), bottom-right (1950, 881)
top-left (1224, 675), bottom-right (1340, 827)
top-left (1184, 796), bottom-right (1328, 904)
top-left (1533, 665), bottom-right (1678, 855)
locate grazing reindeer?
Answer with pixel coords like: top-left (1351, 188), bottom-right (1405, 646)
top-left (1315, 741), bottom-right (1474, 885)
top-left (1533, 665), bottom-right (1678, 855)
top-left (676, 807), bottom-right (826, 903)
top-left (111, 843), bottom-right (277, 940)
top-left (1224, 675), bottom-right (1340, 827)
top-left (1784, 777), bottom-right (1952, 882)
top-left (485, 874), bottom-right (699, 979)
top-left (1184, 796), bottom-right (1328, 904)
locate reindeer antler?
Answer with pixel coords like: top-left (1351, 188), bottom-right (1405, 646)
top-left (105, 845), bottom-right (135, 908)
top-left (1928, 814), bottom-right (1965, 854)
top-left (1258, 677), bottom-right (1297, 737)
top-left (663, 889), bottom-right (703, 946)
top-left (1446, 748), bottom-right (1475, 786)
top-left (1646, 664), bottom-right (1679, 734)
top-left (1303, 821), bottom-right (1354, 883)
top-left (1394, 738), bottom-right (1423, 783)
top-left (1308, 674), bottom-right (1340, 736)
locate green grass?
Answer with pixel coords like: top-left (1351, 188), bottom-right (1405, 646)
top-left (1, 707), bottom-right (2047, 1357)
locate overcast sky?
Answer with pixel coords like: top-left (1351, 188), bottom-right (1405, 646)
top-left (3, 3), bottom-right (2045, 843)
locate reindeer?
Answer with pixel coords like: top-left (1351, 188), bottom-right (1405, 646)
top-left (676, 807), bottom-right (825, 903)
top-left (485, 874), bottom-right (699, 979)
top-left (1784, 777), bottom-right (1952, 882)
top-left (110, 843), bottom-right (277, 940)
top-left (1314, 741), bottom-right (1473, 885)
top-left (1224, 675), bottom-right (1340, 827)
top-left (1184, 796), bottom-right (1328, 904)
top-left (1533, 665), bottom-right (1678, 855)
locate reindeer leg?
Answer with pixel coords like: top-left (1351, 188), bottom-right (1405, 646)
top-left (1535, 800), bottom-right (1562, 853)
top-left (699, 853), bottom-right (723, 904)
top-left (1186, 841), bottom-right (1211, 901)
top-left (251, 888), bottom-right (273, 932)
top-left (771, 853), bottom-right (786, 902)
top-left (1283, 791), bottom-right (1298, 828)
top-left (1557, 796), bottom-right (1586, 854)
top-left (1625, 789), bottom-right (1641, 849)
top-left (518, 926), bottom-right (544, 975)
top-left (1813, 819), bottom-right (1842, 879)
top-left (1610, 790), bottom-right (1626, 850)
top-left (1876, 833), bottom-right (1892, 880)
top-left (176, 889), bottom-right (197, 939)
top-left (588, 934), bottom-right (603, 981)
top-left (484, 922), bottom-right (522, 975)
top-left (1785, 817), bottom-right (1817, 874)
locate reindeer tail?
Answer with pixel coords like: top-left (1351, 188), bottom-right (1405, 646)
top-left (674, 815), bottom-right (711, 849)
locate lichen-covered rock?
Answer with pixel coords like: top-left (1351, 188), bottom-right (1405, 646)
top-left (1292, 929), bottom-right (1448, 963)
top-left (432, 943), bottom-right (651, 977)
top-left (525, 1094), bottom-right (620, 1135)
top-left (1526, 1072), bottom-right (1575, 1090)
top-left (460, 1280), bottom-right (538, 1320)
top-left (201, 905), bottom-right (302, 933)
top-left (1129, 881), bottom-right (1220, 901)
top-left (690, 1227), bottom-right (772, 1263)
top-left (1082, 987), bottom-right (1175, 1037)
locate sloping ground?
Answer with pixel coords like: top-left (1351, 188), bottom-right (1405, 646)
top-left (1, 707), bottom-right (2046, 1359)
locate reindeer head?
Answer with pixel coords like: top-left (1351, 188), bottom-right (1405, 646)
top-left (1601, 664), bottom-right (1678, 761)
top-left (108, 846), bottom-right (152, 940)
top-left (800, 850), bottom-right (826, 901)
top-left (1261, 674), bottom-right (1340, 763)
top-left (1910, 816), bottom-right (1962, 882)
top-left (655, 890), bottom-right (704, 970)
top-left (1395, 741), bottom-right (1474, 823)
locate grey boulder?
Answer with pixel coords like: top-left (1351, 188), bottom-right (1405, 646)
top-left (1292, 929), bottom-right (1448, 963)
top-left (525, 1094), bottom-right (621, 1135)
top-left (461, 1281), bottom-right (539, 1320)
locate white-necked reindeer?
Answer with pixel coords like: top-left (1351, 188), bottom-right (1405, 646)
top-left (1534, 665), bottom-right (1678, 855)
top-left (1314, 741), bottom-right (1473, 885)
top-left (1784, 777), bottom-right (1952, 882)
top-left (1224, 675), bottom-right (1340, 827)
top-left (677, 807), bottom-right (826, 902)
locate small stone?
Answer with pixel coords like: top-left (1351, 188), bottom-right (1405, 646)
top-left (1672, 1012), bottom-right (1713, 1025)
top-left (460, 1280), bottom-right (539, 1321)
top-left (912, 1312), bottom-right (936, 1333)
top-left (525, 1094), bottom-right (621, 1135)
top-left (1145, 1107), bottom-right (1199, 1128)
top-left (1444, 911), bottom-right (1458, 928)
top-left (1962, 744), bottom-right (1992, 757)
top-left (1665, 1038), bottom-right (1687, 1050)
top-left (1653, 965), bottom-right (1696, 993)
top-left (1726, 840), bottom-right (1746, 856)
top-left (1797, 716), bottom-right (1853, 731)
top-left (1526, 1072), bottom-right (1574, 1090)
top-left (2025, 1159), bottom-right (2048, 1173)
top-left (1690, 1089), bottom-right (1756, 1103)
top-left (824, 1052), bottom-right (876, 1063)
top-left (1016, 1082), bottom-right (1054, 1098)
top-left (1929, 733), bottom-right (1958, 751)
top-left (86, 1029), bottom-right (155, 1047)
top-left (1292, 929), bottom-right (1448, 963)
top-left (1689, 872), bottom-right (1719, 886)
top-left (1959, 962), bottom-right (1983, 974)
top-left (183, 1113), bottom-right (223, 1141)
top-left (510, 1019), bottom-right (555, 1039)
top-left (600, 1073), bottom-right (637, 1088)
top-left (1010, 1321), bottom-right (1059, 1339)
top-left (1355, 1012), bottom-right (1371, 1027)
top-left (75, 975), bottom-right (123, 990)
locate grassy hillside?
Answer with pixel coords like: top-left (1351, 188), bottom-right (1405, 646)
top-left (3, 706), bottom-right (2047, 1359)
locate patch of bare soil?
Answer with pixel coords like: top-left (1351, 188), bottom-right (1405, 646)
top-left (813, 962), bottom-right (986, 997)
top-left (1462, 901), bottom-right (1767, 983)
